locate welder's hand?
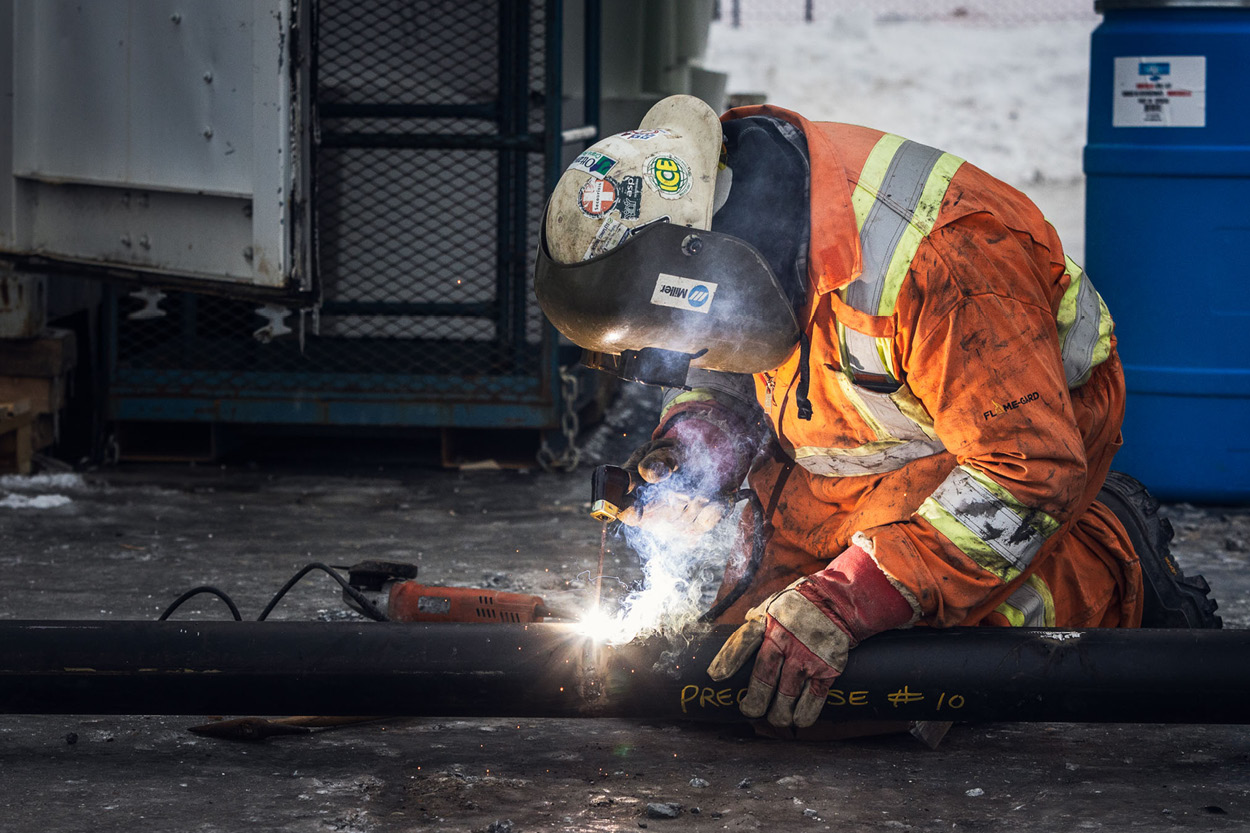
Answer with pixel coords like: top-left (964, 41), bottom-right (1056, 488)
top-left (706, 545), bottom-right (916, 729)
top-left (616, 413), bottom-right (751, 535)
top-left (617, 437), bottom-right (730, 536)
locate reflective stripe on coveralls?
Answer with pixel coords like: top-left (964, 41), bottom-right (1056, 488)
top-left (840, 136), bottom-right (965, 381)
top-left (917, 464), bottom-right (1062, 582)
top-left (1057, 255), bottom-right (1115, 389)
top-left (797, 136), bottom-right (961, 476)
top-left (993, 574), bottom-right (1057, 628)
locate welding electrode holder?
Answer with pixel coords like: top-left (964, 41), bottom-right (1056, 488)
top-left (590, 464), bottom-right (637, 522)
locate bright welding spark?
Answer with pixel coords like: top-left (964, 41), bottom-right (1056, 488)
top-left (575, 607), bottom-right (630, 644)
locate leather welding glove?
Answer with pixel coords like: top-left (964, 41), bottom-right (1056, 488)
top-left (617, 408), bottom-right (755, 537)
top-left (707, 544), bottom-right (917, 729)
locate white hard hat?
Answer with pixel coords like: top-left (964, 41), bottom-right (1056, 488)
top-left (533, 95), bottom-right (800, 383)
top-left (544, 95), bottom-right (724, 264)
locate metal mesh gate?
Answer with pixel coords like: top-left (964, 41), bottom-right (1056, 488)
top-left (108, 0), bottom-right (562, 429)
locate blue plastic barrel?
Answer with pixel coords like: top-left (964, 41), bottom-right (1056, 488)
top-left (1085, 0), bottom-right (1250, 503)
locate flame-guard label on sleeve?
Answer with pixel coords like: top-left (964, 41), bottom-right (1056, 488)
top-left (650, 274), bottom-right (717, 314)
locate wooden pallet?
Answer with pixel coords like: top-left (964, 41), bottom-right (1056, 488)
top-left (0, 399), bottom-right (35, 475)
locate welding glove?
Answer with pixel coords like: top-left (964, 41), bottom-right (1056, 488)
top-left (618, 404), bottom-right (756, 537)
top-left (707, 544), bottom-right (917, 729)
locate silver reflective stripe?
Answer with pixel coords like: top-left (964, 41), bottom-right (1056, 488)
top-left (997, 579), bottom-right (1050, 627)
top-left (851, 386), bottom-right (934, 442)
top-left (844, 328), bottom-right (890, 378)
top-left (660, 369), bottom-right (761, 423)
top-left (927, 467), bottom-right (1052, 574)
top-left (1057, 258), bottom-right (1113, 389)
top-left (845, 141), bottom-right (945, 316)
top-left (794, 438), bottom-right (947, 477)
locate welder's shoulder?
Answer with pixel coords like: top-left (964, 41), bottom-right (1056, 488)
top-left (899, 220), bottom-right (1060, 321)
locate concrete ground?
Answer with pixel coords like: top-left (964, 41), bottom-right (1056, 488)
top-left (1, 420), bottom-right (1248, 833)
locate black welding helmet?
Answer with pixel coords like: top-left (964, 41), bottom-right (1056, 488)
top-left (533, 95), bottom-right (800, 387)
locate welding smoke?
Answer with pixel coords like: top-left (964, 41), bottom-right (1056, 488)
top-left (587, 406), bottom-right (765, 645)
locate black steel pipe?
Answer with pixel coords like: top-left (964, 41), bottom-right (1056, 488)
top-left (1, 622), bottom-right (1247, 723)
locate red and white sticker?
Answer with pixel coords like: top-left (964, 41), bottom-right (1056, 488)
top-left (579, 177), bottom-right (618, 216)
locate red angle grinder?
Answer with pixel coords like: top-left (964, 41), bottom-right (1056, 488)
top-left (342, 561), bottom-right (568, 623)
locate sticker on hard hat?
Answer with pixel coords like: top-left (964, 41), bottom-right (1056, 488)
top-left (583, 218), bottom-right (631, 260)
top-left (650, 274), bottom-right (717, 314)
top-left (616, 176), bottom-right (643, 219)
top-left (569, 150), bottom-right (618, 179)
top-left (647, 154), bottom-right (692, 199)
top-left (620, 128), bottom-right (672, 141)
top-left (579, 177), bottom-right (618, 216)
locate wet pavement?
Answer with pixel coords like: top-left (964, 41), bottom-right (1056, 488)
top-left (1, 432), bottom-right (1248, 832)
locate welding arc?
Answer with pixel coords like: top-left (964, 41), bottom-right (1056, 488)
top-left (2, 622), bottom-right (1249, 724)
top-left (594, 522), bottom-right (608, 611)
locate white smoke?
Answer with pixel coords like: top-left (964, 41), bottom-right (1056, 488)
top-left (582, 482), bottom-right (751, 645)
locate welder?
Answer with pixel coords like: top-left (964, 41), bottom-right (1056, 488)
top-left (534, 95), bottom-right (1219, 730)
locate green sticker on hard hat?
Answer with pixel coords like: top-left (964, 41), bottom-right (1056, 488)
top-left (569, 150), bottom-right (617, 179)
top-left (647, 154), bottom-right (691, 199)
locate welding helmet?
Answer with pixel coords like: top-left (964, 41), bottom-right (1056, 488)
top-left (534, 95), bottom-right (800, 388)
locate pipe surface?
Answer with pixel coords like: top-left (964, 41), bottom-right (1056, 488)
top-left (1, 621), bottom-right (1247, 723)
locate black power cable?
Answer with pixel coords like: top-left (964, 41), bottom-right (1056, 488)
top-left (257, 562), bottom-right (387, 622)
top-left (158, 586), bottom-right (244, 622)
top-left (157, 563), bottom-right (388, 623)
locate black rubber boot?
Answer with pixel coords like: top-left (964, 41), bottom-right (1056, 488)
top-left (1097, 471), bottom-right (1222, 629)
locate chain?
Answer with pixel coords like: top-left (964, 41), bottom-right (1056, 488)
top-left (537, 367), bottom-right (581, 472)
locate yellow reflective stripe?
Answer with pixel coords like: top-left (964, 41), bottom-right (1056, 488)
top-left (658, 388), bottom-right (719, 420)
top-left (996, 599), bottom-right (1027, 628)
top-left (994, 574), bottom-right (1056, 627)
top-left (917, 465), bottom-right (1060, 582)
top-left (877, 151), bottom-right (964, 316)
top-left (1057, 256), bottom-right (1115, 388)
top-left (874, 335), bottom-right (898, 380)
top-left (852, 134), bottom-right (907, 230)
top-left (841, 141), bottom-right (965, 391)
top-left (888, 383), bottom-right (941, 441)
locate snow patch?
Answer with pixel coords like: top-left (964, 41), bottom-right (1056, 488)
top-left (0, 494), bottom-right (72, 510)
top-left (0, 473), bottom-right (86, 491)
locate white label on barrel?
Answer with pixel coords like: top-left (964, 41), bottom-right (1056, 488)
top-left (1113, 56), bottom-right (1206, 128)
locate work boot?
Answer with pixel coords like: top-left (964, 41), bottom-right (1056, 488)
top-left (1097, 471), bottom-right (1222, 629)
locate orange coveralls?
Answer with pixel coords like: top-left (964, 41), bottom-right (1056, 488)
top-left (703, 106), bottom-right (1143, 630)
